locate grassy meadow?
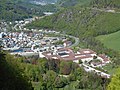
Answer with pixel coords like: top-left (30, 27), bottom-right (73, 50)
top-left (96, 31), bottom-right (120, 52)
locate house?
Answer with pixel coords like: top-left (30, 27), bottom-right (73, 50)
top-left (41, 48), bottom-right (96, 64)
top-left (74, 54), bottom-right (93, 63)
top-left (98, 54), bottom-right (110, 64)
top-left (77, 49), bottom-right (97, 56)
top-left (63, 41), bottom-right (72, 47)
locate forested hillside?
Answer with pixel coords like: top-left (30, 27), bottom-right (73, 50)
top-left (27, 7), bottom-right (120, 37)
top-left (27, 0), bottom-right (120, 36)
top-left (57, 0), bottom-right (120, 9)
top-left (0, 0), bottom-right (57, 21)
top-left (0, 0), bottom-right (35, 21)
top-left (57, 0), bottom-right (92, 7)
top-left (91, 0), bottom-right (120, 9)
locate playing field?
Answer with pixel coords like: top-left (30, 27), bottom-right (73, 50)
top-left (96, 31), bottom-right (120, 52)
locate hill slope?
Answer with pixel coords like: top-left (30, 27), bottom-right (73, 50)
top-left (58, 0), bottom-right (92, 7)
top-left (27, 0), bottom-right (120, 39)
top-left (27, 7), bottom-right (120, 37)
top-left (0, 0), bottom-right (58, 21)
top-left (97, 31), bottom-right (120, 51)
top-left (91, 0), bottom-right (120, 9)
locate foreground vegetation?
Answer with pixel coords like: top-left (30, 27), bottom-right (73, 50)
top-left (107, 68), bottom-right (120, 90)
top-left (0, 51), bottom-right (33, 90)
top-left (0, 51), bottom-right (110, 90)
top-left (2, 50), bottom-right (120, 90)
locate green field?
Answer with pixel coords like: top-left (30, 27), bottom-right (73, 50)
top-left (96, 31), bottom-right (120, 52)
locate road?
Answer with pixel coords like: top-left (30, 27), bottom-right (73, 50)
top-left (81, 64), bottom-right (111, 78)
top-left (65, 35), bottom-right (79, 48)
top-left (41, 32), bottom-right (80, 48)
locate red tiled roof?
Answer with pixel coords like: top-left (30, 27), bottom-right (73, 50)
top-left (78, 49), bottom-right (97, 55)
top-left (74, 54), bottom-right (93, 60)
top-left (42, 48), bottom-right (96, 61)
top-left (58, 48), bottom-right (73, 52)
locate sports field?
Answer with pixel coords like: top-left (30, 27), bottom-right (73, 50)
top-left (96, 31), bottom-right (120, 52)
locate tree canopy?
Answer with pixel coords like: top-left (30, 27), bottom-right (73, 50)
top-left (107, 68), bottom-right (120, 90)
top-left (0, 52), bottom-right (33, 90)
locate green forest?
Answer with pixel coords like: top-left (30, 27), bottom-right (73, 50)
top-left (57, 0), bottom-right (92, 7)
top-left (0, 0), bottom-right (58, 21)
top-left (0, 51), bottom-right (110, 90)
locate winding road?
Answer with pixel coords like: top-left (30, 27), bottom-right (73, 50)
top-left (65, 34), bottom-right (79, 48)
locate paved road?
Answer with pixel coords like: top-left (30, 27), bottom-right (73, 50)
top-left (66, 35), bottom-right (79, 48)
top-left (81, 64), bottom-right (111, 78)
top-left (53, 32), bottom-right (80, 48)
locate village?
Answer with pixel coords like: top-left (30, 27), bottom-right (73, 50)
top-left (0, 17), bottom-right (111, 79)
